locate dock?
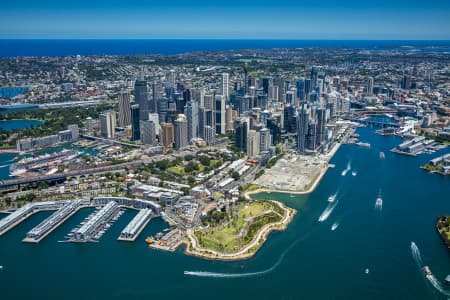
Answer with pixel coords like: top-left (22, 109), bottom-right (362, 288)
top-left (23, 200), bottom-right (89, 243)
top-left (0, 201), bottom-right (66, 236)
top-left (118, 208), bottom-right (153, 242)
top-left (71, 201), bottom-right (119, 242)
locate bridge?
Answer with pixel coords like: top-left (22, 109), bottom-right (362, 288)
top-left (0, 160), bottom-right (145, 192)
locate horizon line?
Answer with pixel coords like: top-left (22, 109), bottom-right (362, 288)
top-left (0, 38), bottom-right (449, 41)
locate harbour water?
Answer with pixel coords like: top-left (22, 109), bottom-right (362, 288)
top-left (0, 119), bottom-right (43, 131)
top-left (0, 126), bottom-right (449, 299)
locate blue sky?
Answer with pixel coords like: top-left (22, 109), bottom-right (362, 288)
top-left (0, 0), bottom-right (449, 39)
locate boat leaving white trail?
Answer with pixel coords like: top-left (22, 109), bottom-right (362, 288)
top-left (318, 201), bottom-right (339, 222)
top-left (410, 241), bottom-right (450, 296)
top-left (341, 162), bottom-right (351, 176)
top-left (184, 231), bottom-right (314, 278)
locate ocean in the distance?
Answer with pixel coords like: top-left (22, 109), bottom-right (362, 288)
top-left (0, 39), bottom-right (449, 58)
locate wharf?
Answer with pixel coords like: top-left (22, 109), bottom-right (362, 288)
top-left (118, 210), bottom-right (153, 242)
top-left (22, 205), bottom-right (88, 243)
top-left (0, 207), bottom-right (61, 236)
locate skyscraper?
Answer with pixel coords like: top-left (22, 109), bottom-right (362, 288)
top-left (140, 120), bottom-right (156, 145)
top-left (297, 103), bottom-right (309, 153)
top-left (258, 128), bottom-right (271, 152)
top-left (215, 94), bottom-right (226, 134)
top-left (221, 73), bottom-right (229, 100)
top-left (367, 77), bottom-right (374, 96)
top-left (100, 110), bottom-right (116, 139)
top-left (161, 123), bottom-right (174, 148)
top-left (247, 130), bottom-right (260, 158)
top-left (86, 117), bottom-right (93, 135)
top-left (225, 105), bottom-right (233, 132)
top-left (203, 125), bottom-right (216, 145)
top-left (131, 105), bottom-right (140, 141)
top-left (134, 78), bottom-right (149, 121)
top-left (118, 90), bottom-right (131, 128)
top-left (185, 100), bottom-right (199, 141)
top-left (148, 113), bottom-right (161, 136)
top-left (234, 119), bottom-right (248, 152)
top-left (174, 114), bottom-right (188, 149)
top-left (316, 107), bottom-right (327, 147)
top-left (151, 82), bottom-right (160, 113)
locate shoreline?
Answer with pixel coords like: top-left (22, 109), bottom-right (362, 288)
top-left (183, 201), bottom-right (296, 261)
top-left (246, 142), bottom-right (342, 198)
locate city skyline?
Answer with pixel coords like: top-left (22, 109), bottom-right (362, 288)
top-left (1, 0), bottom-right (450, 39)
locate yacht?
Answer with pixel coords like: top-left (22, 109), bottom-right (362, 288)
top-left (365, 268), bottom-right (370, 274)
top-left (379, 152), bottom-right (385, 159)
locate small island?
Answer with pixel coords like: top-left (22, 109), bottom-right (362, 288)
top-left (437, 216), bottom-right (450, 249)
top-left (184, 200), bottom-right (296, 260)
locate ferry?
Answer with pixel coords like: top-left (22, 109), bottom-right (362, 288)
top-left (423, 266), bottom-right (432, 276)
top-left (328, 194), bottom-right (336, 203)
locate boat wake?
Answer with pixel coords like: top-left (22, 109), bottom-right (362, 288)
top-left (410, 241), bottom-right (450, 296)
top-left (410, 241), bottom-right (423, 268)
top-left (341, 162), bottom-right (351, 176)
top-left (318, 200), bottom-right (339, 222)
top-left (184, 231), bottom-right (313, 278)
top-left (0, 164), bottom-right (9, 169)
top-left (426, 274), bottom-right (450, 296)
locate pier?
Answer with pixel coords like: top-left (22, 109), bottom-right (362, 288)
top-left (72, 201), bottom-right (119, 242)
top-left (0, 201), bottom-right (65, 236)
top-left (118, 208), bottom-right (153, 242)
top-left (23, 199), bottom-right (89, 243)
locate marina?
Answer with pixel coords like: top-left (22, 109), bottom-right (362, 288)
top-left (71, 201), bottom-right (120, 242)
top-left (23, 199), bottom-right (89, 243)
top-left (0, 201), bottom-right (65, 236)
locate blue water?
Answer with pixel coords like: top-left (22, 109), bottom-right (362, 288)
top-left (0, 119), bottom-right (43, 131)
top-left (0, 127), bottom-right (449, 299)
top-left (0, 39), bottom-right (449, 58)
top-left (0, 87), bottom-right (27, 98)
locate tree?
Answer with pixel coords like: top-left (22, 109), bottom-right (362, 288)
top-left (185, 161), bottom-right (199, 173)
top-left (184, 154), bottom-right (194, 161)
top-left (230, 170), bottom-right (240, 180)
top-left (198, 155), bottom-right (211, 166)
top-left (38, 181), bottom-right (49, 189)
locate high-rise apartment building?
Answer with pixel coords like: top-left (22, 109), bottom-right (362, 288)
top-left (118, 90), bottom-right (131, 128)
top-left (100, 110), bottom-right (116, 139)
